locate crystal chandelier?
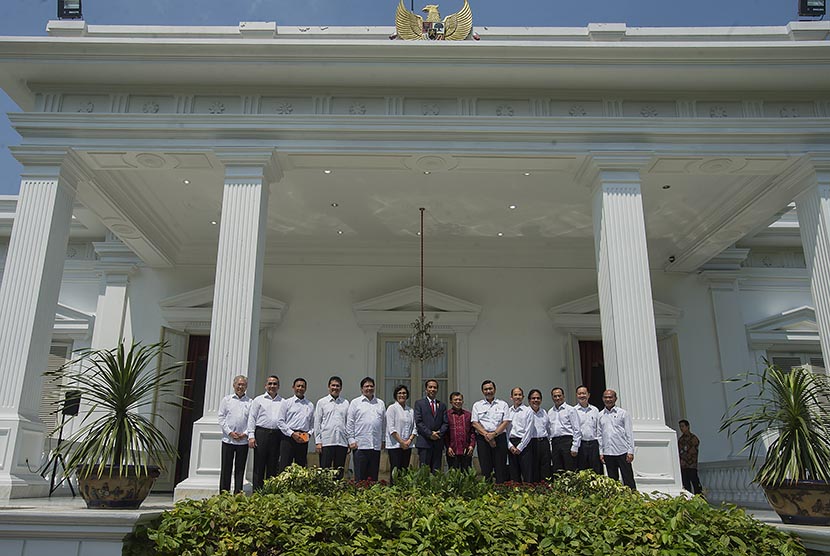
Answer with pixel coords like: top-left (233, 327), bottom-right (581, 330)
top-left (399, 208), bottom-right (445, 362)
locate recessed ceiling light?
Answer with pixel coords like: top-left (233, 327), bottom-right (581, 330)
top-left (423, 171), bottom-right (431, 175)
top-left (210, 220), bottom-right (217, 225)
top-left (337, 230), bottom-right (343, 235)
top-left (416, 231), bottom-right (421, 236)
top-left (508, 204), bottom-right (517, 210)
top-left (331, 202), bottom-right (339, 207)
top-left (183, 179), bottom-right (190, 185)
top-left (323, 169), bottom-right (332, 174)
top-left (497, 232), bottom-right (504, 237)
top-left (662, 185), bottom-right (671, 190)
top-left (523, 172), bottom-right (531, 176)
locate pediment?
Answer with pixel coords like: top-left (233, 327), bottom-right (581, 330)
top-left (548, 293), bottom-right (681, 336)
top-left (53, 303), bottom-right (95, 340)
top-left (353, 285), bottom-right (481, 332)
top-left (160, 285), bottom-right (286, 332)
top-left (746, 306), bottom-right (819, 348)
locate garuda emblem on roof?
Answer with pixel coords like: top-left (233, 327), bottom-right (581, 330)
top-left (395, 0), bottom-right (473, 41)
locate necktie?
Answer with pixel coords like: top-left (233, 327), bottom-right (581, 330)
top-left (431, 399), bottom-right (436, 416)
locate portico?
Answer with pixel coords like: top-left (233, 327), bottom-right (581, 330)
top-left (0, 19), bottom-right (829, 501)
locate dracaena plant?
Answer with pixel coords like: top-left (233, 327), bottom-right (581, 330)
top-left (45, 341), bottom-right (187, 479)
top-left (720, 361), bottom-right (830, 487)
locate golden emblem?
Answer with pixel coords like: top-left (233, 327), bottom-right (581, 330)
top-left (394, 0), bottom-right (473, 41)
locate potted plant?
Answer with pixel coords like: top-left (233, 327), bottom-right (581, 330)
top-left (721, 361), bottom-right (830, 525)
top-left (45, 340), bottom-right (186, 509)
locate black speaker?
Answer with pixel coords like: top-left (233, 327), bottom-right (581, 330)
top-left (62, 390), bottom-right (81, 416)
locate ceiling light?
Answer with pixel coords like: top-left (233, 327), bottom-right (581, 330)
top-left (662, 185), bottom-right (671, 190)
top-left (210, 220), bottom-right (217, 225)
top-left (183, 179), bottom-right (190, 185)
top-left (337, 230), bottom-right (343, 235)
top-left (497, 232), bottom-right (504, 237)
top-left (416, 231), bottom-right (421, 236)
top-left (323, 169), bottom-right (332, 174)
top-left (508, 204), bottom-right (517, 210)
top-left (423, 171), bottom-right (431, 175)
top-left (331, 202), bottom-right (339, 207)
top-left (523, 172), bottom-right (531, 176)
top-left (71, 214), bottom-right (77, 220)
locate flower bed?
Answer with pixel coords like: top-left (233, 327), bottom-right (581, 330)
top-left (125, 467), bottom-right (804, 555)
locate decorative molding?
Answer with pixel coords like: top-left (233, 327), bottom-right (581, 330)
top-left (548, 293), bottom-right (682, 337)
top-left (353, 285), bottom-right (481, 333)
top-left (160, 284), bottom-right (287, 334)
top-left (53, 303), bottom-right (95, 341)
top-left (746, 305), bottom-right (819, 350)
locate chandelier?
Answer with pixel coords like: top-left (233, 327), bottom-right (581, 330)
top-left (399, 208), bottom-right (445, 362)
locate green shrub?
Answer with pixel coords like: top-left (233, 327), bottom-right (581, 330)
top-left (125, 471), bottom-right (805, 556)
top-left (261, 464), bottom-right (343, 496)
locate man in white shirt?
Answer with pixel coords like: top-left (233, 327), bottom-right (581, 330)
top-left (247, 374), bottom-right (283, 490)
top-left (347, 376), bottom-right (386, 481)
top-left (574, 385), bottom-right (603, 475)
top-left (548, 386), bottom-right (581, 474)
top-left (598, 389), bottom-right (637, 489)
top-left (314, 375), bottom-right (350, 479)
top-left (506, 387), bottom-right (533, 483)
top-left (526, 389), bottom-right (552, 482)
top-left (277, 377), bottom-right (314, 471)
top-left (471, 380), bottom-right (511, 483)
top-left (218, 375), bottom-right (251, 493)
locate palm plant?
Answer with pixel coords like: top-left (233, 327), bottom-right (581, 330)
top-left (45, 340), bottom-right (186, 479)
top-left (720, 362), bottom-right (830, 487)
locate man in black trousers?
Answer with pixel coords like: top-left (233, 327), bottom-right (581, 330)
top-left (414, 379), bottom-right (448, 471)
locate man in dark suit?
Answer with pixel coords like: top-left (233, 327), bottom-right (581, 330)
top-left (414, 379), bottom-right (448, 471)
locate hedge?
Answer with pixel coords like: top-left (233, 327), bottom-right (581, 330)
top-left (124, 467), bottom-right (804, 556)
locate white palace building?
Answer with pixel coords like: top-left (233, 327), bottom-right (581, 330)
top-left (0, 15), bottom-right (829, 506)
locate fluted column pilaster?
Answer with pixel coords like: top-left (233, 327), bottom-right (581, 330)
top-left (589, 155), bottom-right (683, 494)
top-left (175, 151), bottom-right (280, 500)
top-left (0, 153), bottom-right (85, 500)
top-left (795, 167), bottom-right (830, 367)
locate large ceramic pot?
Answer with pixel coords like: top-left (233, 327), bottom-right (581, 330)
top-left (77, 465), bottom-right (160, 509)
top-left (763, 481), bottom-right (830, 525)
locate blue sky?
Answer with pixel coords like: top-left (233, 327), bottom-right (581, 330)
top-left (0, 1), bottom-right (810, 194)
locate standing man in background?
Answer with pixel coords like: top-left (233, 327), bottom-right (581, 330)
top-left (414, 379), bottom-right (448, 471)
top-left (218, 375), bottom-right (251, 493)
top-left (678, 419), bottom-right (703, 495)
top-left (247, 374), bottom-right (283, 490)
top-left (315, 375), bottom-right (350, 479)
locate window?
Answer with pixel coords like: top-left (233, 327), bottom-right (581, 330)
top-left (769, 352), bottom-right (825, 374)
top-left (377, 334), bottom-right (455, 403)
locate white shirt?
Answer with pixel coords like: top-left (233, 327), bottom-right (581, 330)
top-left (507, 404), bottom-right (532, 439)
top-left (598, 406), bottom-right (635, 456)
top-left (385, 402), bottom-right (416, 450)
top-left (347, 395), bottom-right (386, 450)
top-left (471, 398), bottom-right (511, 432)
top-left (247, 392), bottom-right (283, 438)
top-left (575, 403), bottom-right (600, 442)
top-left (517, 407), bottom-right (550, 453)
top-left (218, 393), bottom-right (251, 445)
top-left (314, 395), bottom-right (349, 447)
top-left (277, 396), bottom-right (314, 437)
top-left (548, 402), bottom-right (582, 453)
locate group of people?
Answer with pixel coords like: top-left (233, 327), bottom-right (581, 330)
top-left (217, 374), bottom-right (638, 493)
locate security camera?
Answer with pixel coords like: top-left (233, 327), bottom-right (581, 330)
top-left (668, 256), bottom-right (676, 263)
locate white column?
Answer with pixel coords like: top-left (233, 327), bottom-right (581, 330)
top-left (590, 157), bottom-right (683, 494)
top-left (174, 152), bottom-right (280, 500)
top-left (0, 155), bottom-right (84, 500)
top-left (795, 167), bottom-right (830, 367)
